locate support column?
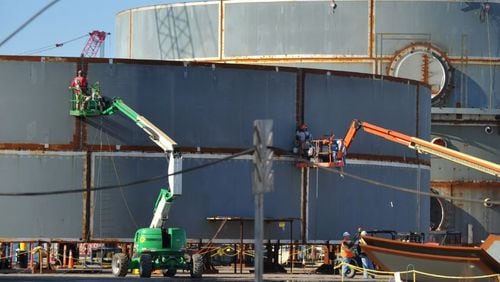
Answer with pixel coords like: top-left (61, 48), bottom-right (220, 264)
top-left (252, 120), bottom-right (274, 282)
top-left (300, 167), bottom-right (309, 243)
top-left (82, 151), bottom-right (92, 241)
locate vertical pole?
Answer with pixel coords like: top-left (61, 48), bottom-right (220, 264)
top-left (252, 120), bottom-right (273, 282)
top-left (29, 243), bottom-right (33, 272)
top-left (9, 243), bottom-right (13, 269)
top-left (467, 224), bottom-right (473, 244)
top-left (300, 167), bottom-right (309, 243)
top-left (233, 243), bottom-right (237, 274)
top-left (254, 193), bottom-right (264, 281)
top-left (63, 244), bottom-right (67, 268)
top-left (290, 221), bottom-right (293, 274)
top-left (82, 151), bottom-right (92, 241)
top-left (240, 221), bottom-right (244, 274)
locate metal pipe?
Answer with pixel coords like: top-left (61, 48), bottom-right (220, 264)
top-left (63, 244), bottom-right (67, 267)
top-left (240, 221), bottom-right (244, 274)
top-left (290, 221), bottom-right (293, 274)
top-left (300, 167), bottom-right (309, 243)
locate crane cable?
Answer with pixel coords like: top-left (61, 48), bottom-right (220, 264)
top-left (0, 148), bottom-right (255, 197)
top-left (300, 157), bottom-right (500, 206)
top-left (105, 131), bottom-right (139, 229)
top-left (0, 0), bottom-right (61, 48)
top-left (18, 34), bottom-right (88, 55)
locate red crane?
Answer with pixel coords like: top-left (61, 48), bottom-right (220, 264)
top-left (81, 30), bottom-right (108, 57)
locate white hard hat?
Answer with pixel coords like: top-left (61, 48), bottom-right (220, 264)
top-left (361, 230), bottom-right (367, 236)
top-left (342, 232), bottom-right (350, 237)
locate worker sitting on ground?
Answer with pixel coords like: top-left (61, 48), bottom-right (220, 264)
top-left (70, 70), bottom-right (88, 110)
top-left (340, 231), bottom-right (354, 278)
top-left (293, 123), bottom-right (313, 159)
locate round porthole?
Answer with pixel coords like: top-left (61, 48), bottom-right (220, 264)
top-left (431, 137), bottom-right (448, 147)
top-left (388, 43), bottom-right (453, 106)
top-left (484, 198), bottom-right (493, 208)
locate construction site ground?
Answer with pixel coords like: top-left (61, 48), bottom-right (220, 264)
top-left (0, 266), bottom-right (391, 281)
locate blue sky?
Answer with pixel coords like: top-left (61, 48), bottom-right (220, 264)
top-left (0, 0), bottom-right (199, 58)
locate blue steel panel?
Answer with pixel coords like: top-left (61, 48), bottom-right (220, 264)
top-left (91, 155), bottom-right (167, 238)
top-left (375, 2), bottom-right (499, 58)
top-left (309, 163), bottom-right (430, 240)
top-left (448, 65), bottom-right (500, 109)
top-left (224, 1), bottom-right (368, 57)
top-left (91, 155), bottom-right (302, 240)
top-left (128, 4), bottom-right (219, 60)
top-left (418, 84), bottom-right (432, 140)
top-left (85, 63), bottom-right (296, 150)
top-left (0, 153), bottom-right (84, 238)
top-left (90, 153), bottom-right (430, 240)
top-left (169, 158), bottom-right (302, 239)
top-left (0, 61), bottom-right (76, 144)
top-left (304, 73), bottom-right (431, 157)
top-left (430, 125), bottom-right (499, 181)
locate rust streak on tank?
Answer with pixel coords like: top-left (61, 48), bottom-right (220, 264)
top-left (0, 144), bottom-right (75, 151)
top-left (368, 0), bottom-right (375, 58)
top-left (0, 143), bottom-right (431, 166)
top-left (431, 181), bottom-right (500, 189)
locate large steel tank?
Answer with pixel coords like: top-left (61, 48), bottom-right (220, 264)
top-left (116, 0), bottom-right (499, 243)
top-left (0, 56), bottom-right (429, 242)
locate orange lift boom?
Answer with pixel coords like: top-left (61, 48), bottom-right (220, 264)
top-left (300, 120), bottom-right (500, 178)
top-left (346, 120), bottom-right (500, 177)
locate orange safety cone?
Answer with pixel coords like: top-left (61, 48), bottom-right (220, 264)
top-left (68, 249), bottom-right (74, 269)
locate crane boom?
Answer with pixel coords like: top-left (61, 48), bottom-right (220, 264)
top-left (343, 120), bottom-right (500, 177)
top-left (298, 119), bottom-right (500, 177)
top-left (81, 30), bottom-right (108, 57)
top-left (69, 85), bottom-right (199, 274)
top-left (101, 97), bottom-right (180, 228)
top-left (102, 98), bottom-right (177, 152)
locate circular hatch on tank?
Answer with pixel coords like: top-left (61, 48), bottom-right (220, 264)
top-left (430, 188), bottom-right (445, 231)
top-left (388, 43), bottom-right (453, 106)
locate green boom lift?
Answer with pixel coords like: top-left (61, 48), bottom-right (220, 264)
top-left (69, 84), bottom-right (203, 278)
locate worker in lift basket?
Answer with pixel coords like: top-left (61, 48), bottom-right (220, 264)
top-left (70, 70), bottom-right (88, 110)
top-left (293, 123), bottom-right (313, 159)
top-left (340, 231), bottom-right (354, 278)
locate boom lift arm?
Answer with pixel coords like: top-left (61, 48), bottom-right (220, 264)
top-left (299, 119), bottom-right (500, 177)
top-left (102, 98), bottom-right (176, 152)
top-left (102, 97), bottom-right (179, 228)
top-left (343, 120), bottom-right (500, 177)
top-left (70, 84), bottom-right (203, 278)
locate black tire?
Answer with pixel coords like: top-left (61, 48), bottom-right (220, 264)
top-left (163, 268), bottom-right (177, 277)
top-left (139, 254), bottom-right (153, 278)
top-left (190, 254), bottom-right (203, 278)
top-left (111, 253), bottom-right (129, 277)
top-left (345, 258), bottom-right (357, 278)
top-left (334, 256), bottom-right (356, 278)
top-left (345, 264), bottom-right (356, 278)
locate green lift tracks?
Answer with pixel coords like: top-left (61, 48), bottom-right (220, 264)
top-left (69, 83), bottom-right (203, 278)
